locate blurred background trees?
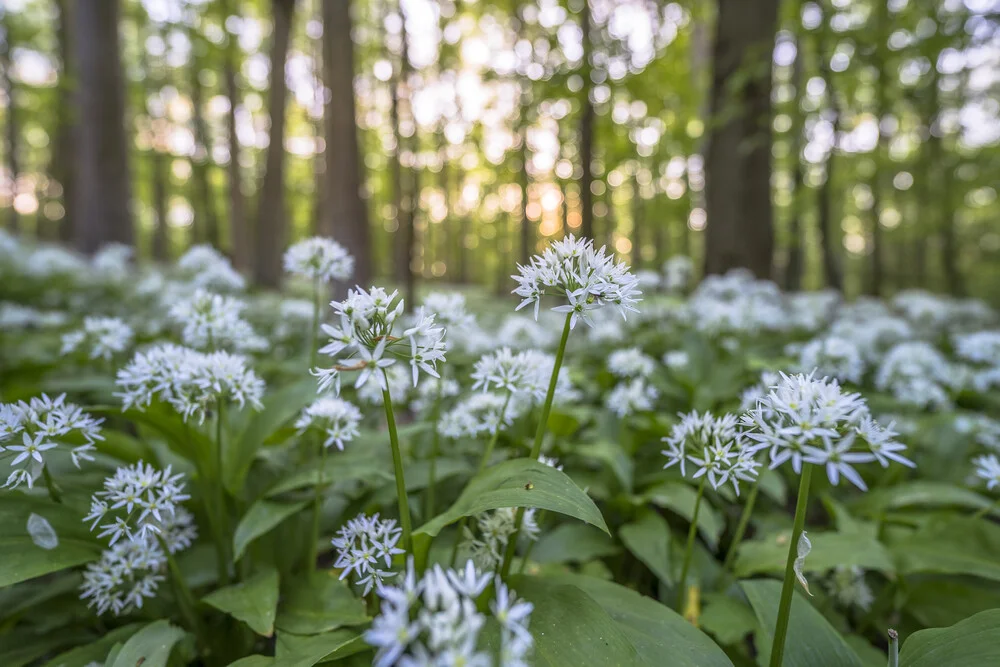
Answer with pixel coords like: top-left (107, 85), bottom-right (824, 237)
top-left (0, 0), bottom-right (998, 298)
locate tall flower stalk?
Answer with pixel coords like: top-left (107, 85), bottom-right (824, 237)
top-left (770, 464), bottom-right (813, 667)
top-left (382, 375), bottom-right (412, 550)
top-left (676, 477), bottom-right (706, 611)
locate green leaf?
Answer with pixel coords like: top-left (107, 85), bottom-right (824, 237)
top-left (226, 379), bottom-right (317, 495)
top-left (904, 578), bottom-right (1000, 629)
top-left (227, 657), bottom-right (274, 667)
top-left (233, 499), bottom-right (309, 561)
top-left (700, 594), bottom-right (758, 646)
top-left (505, 575), bottom-right (643, 666)
top-left (273, 630), bottom-right (368, 667)
top-left (577, 440), bottom-right (634, 491)
top-left (0, 494), bottom-right (101, 588)
top-left (43, 624), bottom-right (144, 667)
top-left (642, 482), bottom-right (723, 549)
top-left (899, 608), bottom-right (1000, 666)
top-left (855, 482), bottom-right (999, 517)
top-left (399, 457), bottom-right (472, 492)
top-left (891, 517), bottom-right (1000, 583)
top-left (203, 566), bottom-right (280, 637)
top-left (735, 531), bottom-right (894, 578)
top-left (416, 458), bottom-right (609, 537)
top-left (275, 573), bottom-right (369, 635)
top-left (94, 404), bottom-right (212, 463)
top-left (266, 448), bottom-right (392, 497)
top-left (545, 574), bottom-right (734, 667)
top-left (740, 579), bottom-right (863, 667)
top-left (109, 621), bottom-right (186, 667)
top-left (531, 523), bottom-right (620, 564)
top-left (619, 511), bottom-right (673, 585)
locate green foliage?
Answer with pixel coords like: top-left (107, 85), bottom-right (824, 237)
top-left (898, 609), bottom-right (1000, 666)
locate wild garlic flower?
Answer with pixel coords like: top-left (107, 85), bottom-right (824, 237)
top-left (357, 364), bottom-right (413, 406)
top-left (295, 396), bottom-right (363, 451)
top-left (875, 341), bottom-right (956, 410)
top-left (116, 344), bottom-right (265, 424)
top-left (438, 393), bottom-right (523, 439)
top-left (953, 330), bottom-right (1000, 365)
top-left (313, 287), bottom-right (446, 395)
top-left (663, 255), bottom-right (694, 292)
top-left (974, 454), bottom-right (1000, 491)
top-left (512, 234), bottom-right (641, 328)
top-left (82, 461), bottom-right (190, 546)
top-left (661, 411), bottom-right (758, 494)
top-left (283, 236), bottom-right (355, 283)
top-left (798, 337), bottom-right (865, 385)
top-left (607, 347), bottom-right (656, 379)
top-left (80, 537), bottom-right (166, 616)
top-left (61, 316), bottom-right (135, 361)
top-left (0, 303), bottom-right (67, 330)
top-left (410, 376), bottom-right (461, 415)
top-left (742, 372), bottom-right (915, 490)
top-left (463, 507), bottom-right (540, 571)
top-left (955, 414), bottom-right (1000, 451)
top-left (829, 314), bottom-right (913, 364)
top-left (663, 350), bottom-right (689, 370)
top-left (739, 371), bottom-right (783, 413)
top-left (366, 559), bottom-right (533, 667)
top-left (91, 243), bottom-right (133, 283)
top-left (176, 244), bottom-right (246, 291)
top-left (496, 314), bottom-right (558, 349)
top-left (331, 513), bottom-right (405, 595)
top-left (825, 566), bottom-right (874, 612)
top-left (168, 288), bottom-right (261, 352)
top-left (606, 378), bottom-right (659, 417)
top-left (420, 291), bottom-right (476, 331)
top-left (0, 394), bottom-right (104, 489)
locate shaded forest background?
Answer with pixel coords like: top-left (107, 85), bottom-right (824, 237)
top-left (1, 0), bottom-right (998, 299)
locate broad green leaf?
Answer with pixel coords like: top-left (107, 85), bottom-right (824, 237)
top-left (275, 573), bottom-right (369, 635)
top-left (416, 458), bottom-right (609, 537)
top-left (642, 482), bottom-right (723, 549)
top-left (844, 635), bottom-right (887, 667)
top-left (531, 523), bottom-right (620, 564)
top-left (545, 574), bottom-right (733, 667)
top-left (273, 630), bottom-right (367, 667)
top-left (619, 511), bottom-right (673, 585)
top-left (226, 379), bottom-right (317, 494)
top-left (577, 439), bottom-right (634, 491)
top-left (699, 594), bottom-right (758, 646)
top-left (735, 531), bottom-right (894, 578)
top-left (233, 499), bottom-right (309, 561)
top-left (203, 566), bottom-right (280, 637)
top-left (891, 517), bottom-right (1000, 582)
top-left (741, 579), bottom-right (863, 667)
top-left (227, 657), bottom-right (274, 667)
top-left (904, 578), bottom-right (1000, 628)
top-left (0, 494), bottom-right (101, 587)
top-left (94, 429), bottom-right (155, 463)
top-left (899, 608), bottom-right (1000, 666)
top-left (94, 404), bottom-right (212, 463)
top-left (43, 624), bottom-right (144, 667)
top-left (399, 457), bottom-right (472, 492)
top-left (266, 448), bottom-right (392, 497)
top-left (855, 482), bottom-right (999, 517)
top-left (506, 575), bottom-right (643, 666)
top-left (0, 628), bottom-right (94, 667)
top-left (109, 620), bottom-right (186, 667)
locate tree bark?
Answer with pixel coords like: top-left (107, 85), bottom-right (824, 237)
top-left (578, 0), bottom-right (595, 240)
top-left (221, 0), bottom-right (249, 268)
top-left (253, 0), bottom-right (296, 287)
top-left (188, 26), bottom-right (220, 248)
top-left (51, 0), bottom-right (76, 242)
top-left (392, 0), bottom-right (417, 306)
top-left (321, 0), bottom-right (372, 285)
top-left (1, 12), bottom-right (22, 233)
top-left (866, 0), bottom-right (888, 296)
top-left (702, 0), bottom-right (779, 278)
top-left (784, 27), bottom-right (805, 291)
top-left (73, 0), bottom-right (133, 253)
top-left (815, 2), bottom-right (842, 290)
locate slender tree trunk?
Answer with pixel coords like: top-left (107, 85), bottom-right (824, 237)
top-left (866, 0), bottom-right (888, 296)
top-left (322, 0), bottom-right (372, 285)
top-left (1, 13), bottom-right (21, 232)
top-left (253, 0), bottom-right (296, 287)
top-left (703, 0), bottom-right (780, 278)
top-left (518, 101), bottom-right (531, 264)
top-left (73, 0), bottom-right (133, 253)
top-left (631, 167), bottom-right (644, 268)
top-left (52, 0), bottom-right (75, 242)
top-left (393, 1), bottom-right (417, 306)
top-left (815, 3), bottom-right (842, 290)
top-left (578, 0), bottom-right (595, 240)
top-left (188, 46), bottom-right (221, 248)
top-left (141, 20), bottom-right (170, 261)
top-left (784, 27), bottom-right (805, 291)
top-left (222, 0), bottom-right (249, 267)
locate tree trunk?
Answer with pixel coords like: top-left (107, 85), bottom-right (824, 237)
top-left (518, 102), bottom-right (531, 264)
top-left (631, 167), bottom-right (643, 268)
top-left (222, 0), bottom-right (249, 268)
top-left (73, 0), bottom-right (133, 253)
top-left (1, 12), bottom-right (22, 232)
top-left (784, 27), bottom-right (805, 291)
top-left (392, 1), bottom-right (417, 306)
top-left (321, 0), bottom-right (372, 285)
top-left (51, 0), bottom-right (76, 242)
top-left (578, 0), bottom-right (595, 240)
top-left (253, 0), bottom-right (296, 287)
top-left (866, 0), bottom-right (888, 296)
top-left (703, 0), bottom-right (779, 278)
top-left (815, 3), bottom-right (842, 290)
top-left (189, 55), bottom-right (221, 248)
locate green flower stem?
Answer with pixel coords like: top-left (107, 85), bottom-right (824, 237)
top-left (887, 629), bottom-right (899, 667)
top-left (972, 496), bottom-right (1000, 519)
top-left (382, 373), bottom-right (413, 551)
top-left (676, 477), bottom-right (706, 612)
top-left (214, 402), bottom-right (231, 585)
top-left (516, 509), bottom-right (547, 575)
top-left (161, 536), bottom-right (203, 641)
top-left (41, 464), bottom-right (63, 504)
top-left (307, 435), bottom-right (329, 571)
top-left (721, 474), bottom-right (762, 573)
top-left (309, 276), bottom-right (321, 369)
top-left (425, 379), bottom-right (446, 518)
top-left (769, 464), bottom-right (814, 667)
top-left (499, 312), bottom-right (573, 579)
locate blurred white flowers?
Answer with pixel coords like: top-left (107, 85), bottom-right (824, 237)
top-left (61, 316), bottom-right (135, 360)
top-left (331, 512), bottom-right (404, 595)
top-left (283, 236), bottom-right (354, 283)
top-left (295, 396), bottom-right (363, 450)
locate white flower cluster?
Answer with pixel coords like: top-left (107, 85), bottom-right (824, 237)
top-left (313, 287), bottom-right (446, 395)
top-left (295, 396), bottom-right (363, 450)
top-left (686, 270), bottom-right (788, 336)
top-left (471, 348), bottom-right (577, 408)
top-left (116, 343), bottom-right (265, 423)
top-left (974, 454), bottom-right (1000, 491)
top-left (661, 411), bottom-right (759, 495)
top-left (82, 461), bottom-right (191, 546)
top-left (283, 236), bottom-right (355, 283)
top-left (955, 414), bottom-right (1000, 451)
top-left (740, 371), bottom-right (782, 412)
top-left (0, 302), bottom-right (67, 330)
top-left (410, 376), bottom-right (461, 415)
top-left (953, 330), bottom-right (1000, 393)
top-left (358, 364), bottom-right (413, 406)
top-left (892, 289), bottom-right (958, 332)
top-left (331, 512), bottom-right (405, 595)
top-left (462, 507), bottom-right (540, 570)
top-left (512, 234), bottom-right (641, 328)
top-left (606, 378), bottom-right (659, 417)
top-left (742, 372), bottom-right (914, 490)
top-left (439, 392), bottom-right (522, 439)
top-left (91, 243), bottom-right (134, 284)
top-left (798, 337), bottom-right (865, 385)
top-left (366, 559), bottom-right (533, 667)
top-left (786, 290), bottom-right (841, 332)
top-left (663, 255), bottom-right (694, 292)
top-left (420, 292), bottom-right (476, 331)
top-left (168, 288), bottom-right (263, 351)
top-left (24, 245), bottom-right (89, 279)
top-left (875, 341), bottom-right (957, 410)
top-left (0, 394), bottom-right (104, 489)
top-left (825, 566), bottom-right (874, 611)
top-left (607, 347), bottom-right (656, 379)
top-left (829, 313), bottom-right (913, 364)
top-left (176, 244), bottom-right (246, 291)
top-left (61, 316), bottom-right (135, 360)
